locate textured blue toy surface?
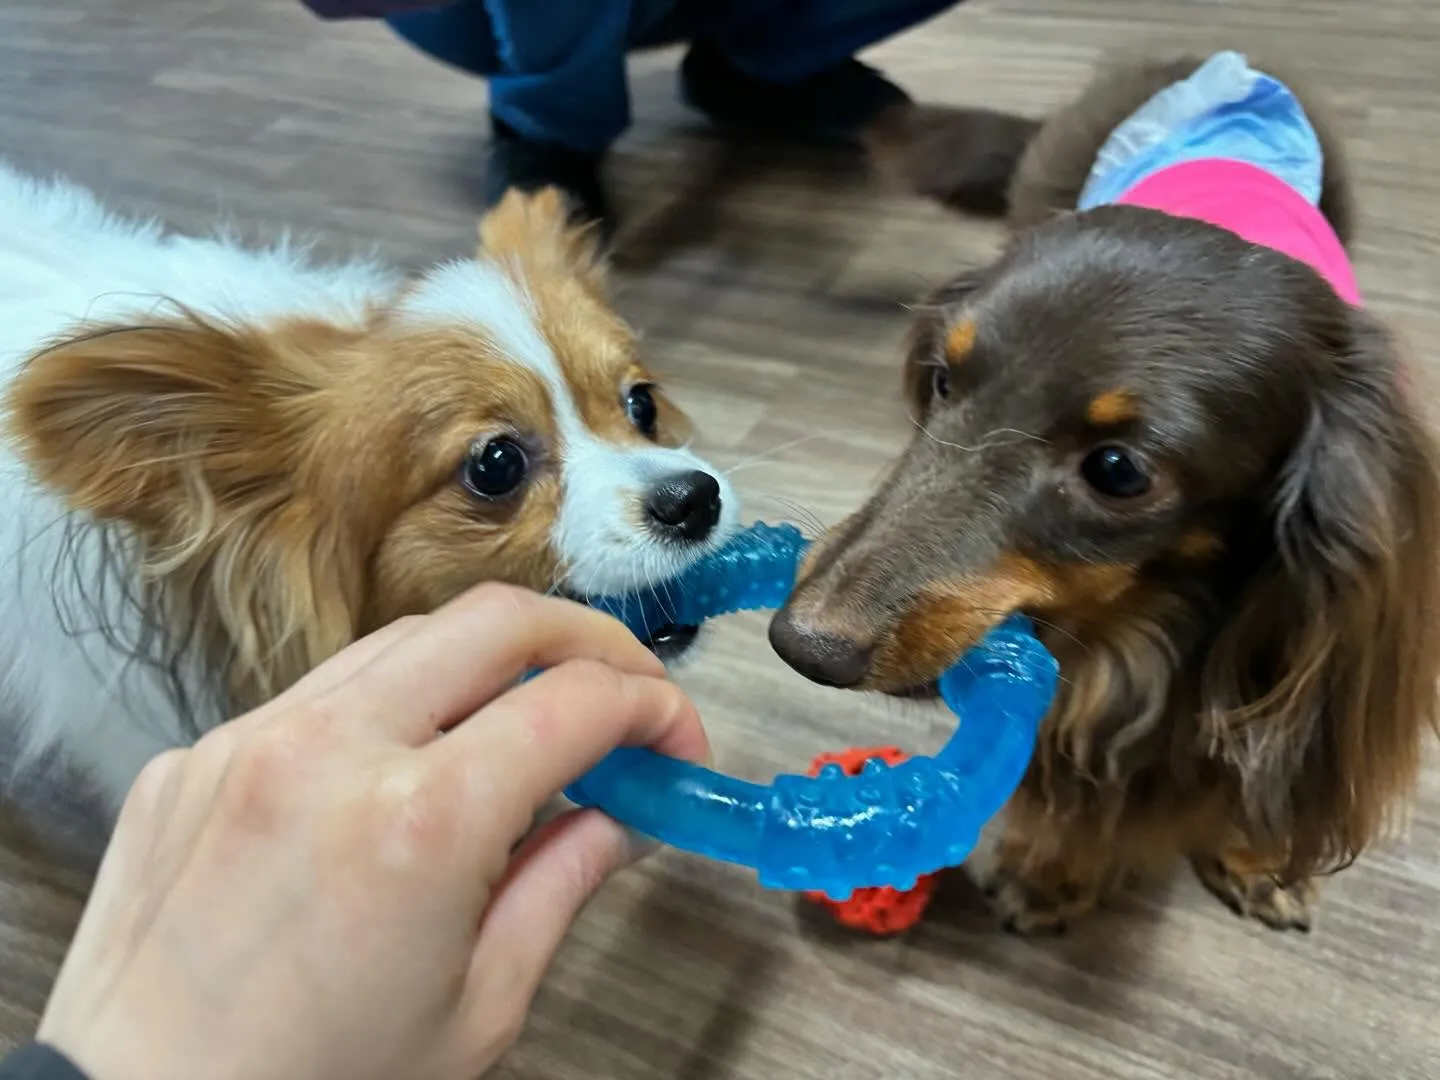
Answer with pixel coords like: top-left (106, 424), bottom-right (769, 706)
top-left (564, 523), bottom-right (1059, 900)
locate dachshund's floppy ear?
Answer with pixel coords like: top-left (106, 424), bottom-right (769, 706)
top-left (1202, 310), bottom-right (1440, 878)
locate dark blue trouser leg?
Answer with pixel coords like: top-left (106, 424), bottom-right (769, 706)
top-left (388, 0), bottom-right (650, 153)
top-left (704, 0), bottom-right (960, 84)
top-left (383, 1), bottom-right (501, 78)
top-left (387, 0), bottom-right (964, 152)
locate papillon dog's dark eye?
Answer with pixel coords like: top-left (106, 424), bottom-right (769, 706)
top-left (625, 384), bottom-right (658, 438)
top-left (1080, 445), bottom-right (1151, 499)
top-left (460, 438), bottom-right (528, 500)
top-left (932, 365), bottom-right (952, 401)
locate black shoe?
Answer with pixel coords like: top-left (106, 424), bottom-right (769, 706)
top-left (485, 116), bottom-right (613, 242)
top-left (679, 40), bottom-right (910, 145)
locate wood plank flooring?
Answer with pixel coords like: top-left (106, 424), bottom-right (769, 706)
top-left (1, 2), bottom-right (1438, 1077)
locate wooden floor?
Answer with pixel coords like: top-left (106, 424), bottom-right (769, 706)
top-left (3, 1), bottom-right (1439, 1077)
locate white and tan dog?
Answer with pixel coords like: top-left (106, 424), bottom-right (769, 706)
top-left (0, 165), bottom-right (735, 812)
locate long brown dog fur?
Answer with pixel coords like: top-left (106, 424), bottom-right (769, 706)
top-left (777, 53), bottom-right (1440, 934)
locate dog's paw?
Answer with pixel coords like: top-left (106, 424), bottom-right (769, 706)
top-left (975, 869), bottom-right (1097, 937)
top-left (1191, 855), bottom-right (1315, 932)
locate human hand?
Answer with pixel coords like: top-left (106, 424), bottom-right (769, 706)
top-left (36, 584), bottom-right (707, 1080)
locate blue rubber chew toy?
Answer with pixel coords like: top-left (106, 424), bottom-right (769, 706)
top-left (564, 523), bottom-right (1058, 900)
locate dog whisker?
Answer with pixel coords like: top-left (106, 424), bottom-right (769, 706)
top-left (745, 493), bottom-right (830, 539)
top-left (721, 433), bottom-right (830, 477)
top-left (909, 416), bottom-right (1048, 453)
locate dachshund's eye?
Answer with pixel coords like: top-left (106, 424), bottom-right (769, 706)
top-left (625, 384), bottom-right (659, 438)
top-left (932, 365), bottom-right (952, 401)
top-left (461, 438), bottom-right (528, 500)
top-left (1080, 445), bottom-right (1151, 499)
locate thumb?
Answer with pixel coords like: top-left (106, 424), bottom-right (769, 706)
top-left (461, 809), bottom-right (645, 1053)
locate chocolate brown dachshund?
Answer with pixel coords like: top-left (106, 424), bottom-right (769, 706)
top-left (770, 54), bottom-right (1440, 934)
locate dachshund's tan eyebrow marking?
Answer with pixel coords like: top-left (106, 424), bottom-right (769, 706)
top-left (945, 319), bottom-right (977, 361)
top-left (1087, 389), bottom-right (1139, 426)
top-left (1176, 528), bottom-right (1224, 560)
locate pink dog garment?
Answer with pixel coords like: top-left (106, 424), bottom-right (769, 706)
top-left (1114, 157), bottom-right (1362, 306)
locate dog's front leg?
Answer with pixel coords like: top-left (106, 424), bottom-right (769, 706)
top-left (1189, 841), bottom-right (1317, 933)
top-left (965, 798), bottom-right (1120, 936)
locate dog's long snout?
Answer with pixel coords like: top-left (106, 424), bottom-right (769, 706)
top-left (768, 489), bottom-right (1009, 691)
top-left (646, 470), bottom-right (722, 543)
top-left (768, 607), bottom-right (874, 688)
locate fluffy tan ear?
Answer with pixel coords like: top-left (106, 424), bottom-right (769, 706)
top-left (13, 318), bottom-right (307, 523)
top-left (477, 187), bottom-right (606, 291)
top-left (5, 313), bottom-right (374, 704)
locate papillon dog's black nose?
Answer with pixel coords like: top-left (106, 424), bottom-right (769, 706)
top-left (646, 470), bottom-right (722, 543)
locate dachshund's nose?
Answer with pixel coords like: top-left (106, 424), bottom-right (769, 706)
top-left (646, 470), bottom-right (722, 543)
top-left (768, 608), bottom-right (874, 688)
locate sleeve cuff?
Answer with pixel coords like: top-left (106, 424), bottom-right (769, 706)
top-left (0, 1044), bottom-right (92, 1080)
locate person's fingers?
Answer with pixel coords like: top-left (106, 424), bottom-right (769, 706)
top-left (262, 615), bottom-right (429, 714)
top-left (117, 748), bottom-right (187, 828)
top-left (103, 749), bottom-right (190, 877)
top-left (460, 808), bottom-right (635, 1057)
top-left (152, 621), bottom-right (435, 837)
top-left (433, 659), bottom-right (708, 847)
top-left (313, 584), bottom-right (664, 747)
